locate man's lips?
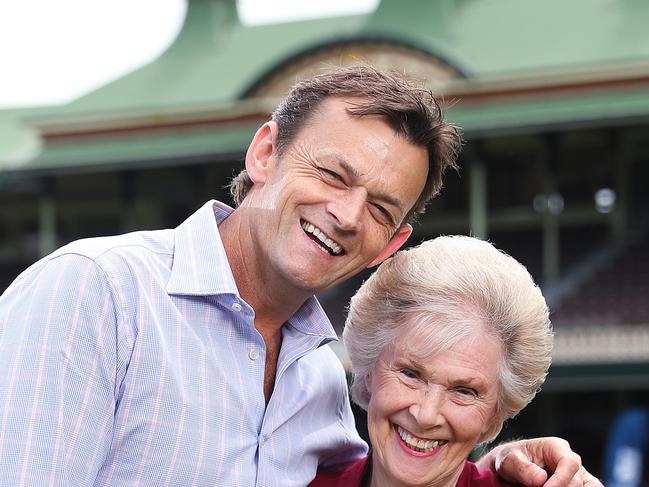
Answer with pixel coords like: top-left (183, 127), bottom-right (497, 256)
top-left (300, 220), bottom-right (344, 255)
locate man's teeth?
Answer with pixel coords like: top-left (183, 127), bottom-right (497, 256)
top-left (301, 221), bottom-right (342, 255)
top-left (396, 425), bottom-right (446, 453)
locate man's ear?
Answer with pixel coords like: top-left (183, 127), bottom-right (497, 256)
top-left (245, 121), bottom-right (278, 184)
top-left (367, 223), bottom-right (413, 268)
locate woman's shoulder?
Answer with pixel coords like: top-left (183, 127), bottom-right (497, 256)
top-left (309, 455), bottom-right (371, 487)
top-left (457, 461), bottom-right (519, 487)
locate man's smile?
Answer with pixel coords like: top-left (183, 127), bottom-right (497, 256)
top-left (300, 219), bottom-right (344, 256)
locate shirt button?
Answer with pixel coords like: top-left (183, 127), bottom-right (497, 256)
top-left (232, 302), bottom-right (242, 312)
top-left (248, 348), bottom-right (259, 360)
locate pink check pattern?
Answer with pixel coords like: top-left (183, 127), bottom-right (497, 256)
top-left (0, 200), bottom-right (367, 486)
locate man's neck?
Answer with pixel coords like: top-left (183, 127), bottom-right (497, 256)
top-left (218, 208), bottom-right (312, 336)
top-left (219, 208), bottom-right (315, 404)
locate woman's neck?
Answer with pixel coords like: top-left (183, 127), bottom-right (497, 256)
top-left (369, 455), bottom-right (464, 487)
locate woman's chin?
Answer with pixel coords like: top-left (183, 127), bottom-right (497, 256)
top-left (370, 425), bottom-right (465, 487)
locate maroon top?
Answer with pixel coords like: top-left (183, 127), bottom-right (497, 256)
top-left (309, 454), bottom-right (513, 487)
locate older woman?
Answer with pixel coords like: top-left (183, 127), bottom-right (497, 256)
top-left (311, 235), bottom-right (553, 487)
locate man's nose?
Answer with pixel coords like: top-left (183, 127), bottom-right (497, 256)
top-left (409, 388), bottom-right (446, 429)
top-left (327, 188), bottom-right (366, 232)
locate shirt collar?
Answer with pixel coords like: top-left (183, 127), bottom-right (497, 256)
top-left (166, 199), bottom-right (338, 342)
top-left (166, 200), bottom-right (238, 296)
top-left (286, 294), bottom-right (337, 342)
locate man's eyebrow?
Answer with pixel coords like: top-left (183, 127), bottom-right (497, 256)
top-left (333, 157), bottom-right (406, 212)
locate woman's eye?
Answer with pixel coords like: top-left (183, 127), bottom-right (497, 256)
top-left (454, 387), bottom-right (478, 399)
top-left (400, 368), bottom-right (419, 379)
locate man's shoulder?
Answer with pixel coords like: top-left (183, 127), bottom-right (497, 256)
top-left (13, 229), bottom-right (178, 293)
top-left (308, 343), bottom-right (345, 366)
top-left (301, 343), bottom-right (348, 385)
top-left (51, 229), bottom-right (174, 265)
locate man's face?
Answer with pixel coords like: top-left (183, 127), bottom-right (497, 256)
top-left (245, 97), bottom-right (429, 294)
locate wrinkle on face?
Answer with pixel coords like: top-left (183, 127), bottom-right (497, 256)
top-left (241, 96), bottom-right (429, 296)
top-left (248, 143), bottom-right (323, 211)
top-left (281, 142), bottom-right (322, 177)
top-left (281, 141), bottom-right (404, 239)
top-left (365, 327), bottom-right (503, 487)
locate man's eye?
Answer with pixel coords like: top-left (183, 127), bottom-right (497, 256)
top-left (373, 203), bottom-right (388, 216)
top-left (321, 168), bottom-right (343, 182)
top-left (371, 203), bottom-right (395, 225)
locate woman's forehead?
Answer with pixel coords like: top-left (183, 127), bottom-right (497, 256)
top-left (388, 314), bottom-right (503, 368)
top-left (386, 330), bottom-right (504, 389)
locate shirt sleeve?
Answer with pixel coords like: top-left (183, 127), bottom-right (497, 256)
top-left (316, 359), bottom-right (369, 471)
top-left (0, 253), bottom-right (124, 486)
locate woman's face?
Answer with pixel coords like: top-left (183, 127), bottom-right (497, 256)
top-left (365, 325), bottom-right (502, 487)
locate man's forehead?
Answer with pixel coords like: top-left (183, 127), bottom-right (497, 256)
top-left (288, 95), bottom-right (429, 216)
top-left (283, 96), bottom-right (357, 147)
top-left (311, 95), bottom-right (372, 118)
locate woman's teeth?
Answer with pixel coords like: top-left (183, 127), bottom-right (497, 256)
top-left (396, 425), bottom-right (446, 453)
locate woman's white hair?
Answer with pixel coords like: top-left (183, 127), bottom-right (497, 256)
top-left (343, 235), bottom-right (553, 442)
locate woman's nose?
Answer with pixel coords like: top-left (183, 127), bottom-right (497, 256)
top-left (409, 388), bottom-right (446, 429)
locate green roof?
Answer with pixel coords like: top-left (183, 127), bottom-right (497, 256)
top-left (6, 0), bottom-right (649, 172)
top-left (32, 0), bottom-right (649, 116)
top-left (25, 124), bottom-right (256, 174)
top-left (448, 82), bottom-right (649, 136)
top-left (0, 107), bottom-right (50, 170)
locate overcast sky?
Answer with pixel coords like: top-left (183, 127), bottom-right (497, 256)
top-left (0, 0), bottom-right (379, 109)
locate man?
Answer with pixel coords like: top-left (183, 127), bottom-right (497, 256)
top-left (0, 66), bottom-right (599, 485)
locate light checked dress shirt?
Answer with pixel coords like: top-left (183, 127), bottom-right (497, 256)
top-left (0, 200), bottom-right (367, 486)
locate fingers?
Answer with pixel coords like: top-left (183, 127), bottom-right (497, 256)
top-left (544, 462), bottom-right (604, 487)
top-left (496, 447), bottom-right (549, 487)
top-left (580, 467), bottom-right (604, 487)
top-left (489, 437), bottom-right (601, 487)
top-left (542, 451), bottom-right (581, 487)
top-left (563, 466), bottom-right (603, 487)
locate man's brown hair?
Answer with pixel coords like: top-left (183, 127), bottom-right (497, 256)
top-left (230, 64), bottom-right (462, 224)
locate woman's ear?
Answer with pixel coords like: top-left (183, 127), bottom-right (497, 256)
top-left (364, 369), bottom-right (374, 394)
top-left (479, 414), bottom-right (504, 444)
top-left (245, 121), bottom-right (278, 184)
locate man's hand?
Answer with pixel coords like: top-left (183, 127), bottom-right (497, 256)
top-left (476, 438), bottom-right (603, 487)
